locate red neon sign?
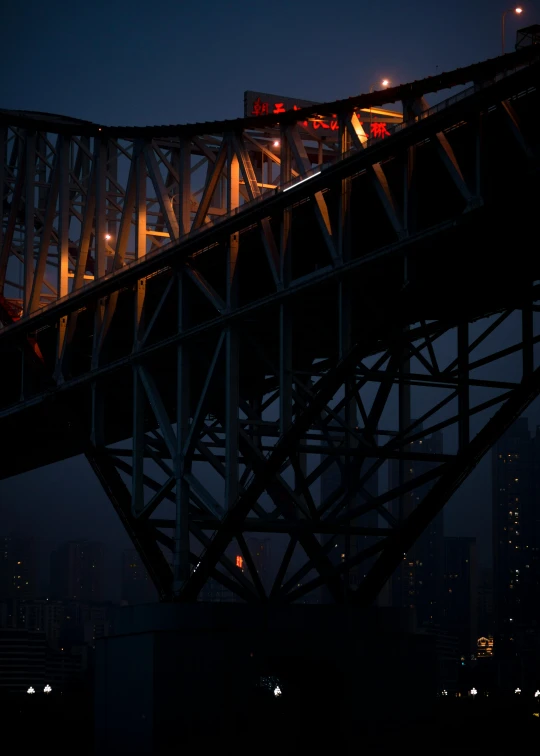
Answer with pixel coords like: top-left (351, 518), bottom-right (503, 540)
top-left (250, 98), bottom-right (389, 138)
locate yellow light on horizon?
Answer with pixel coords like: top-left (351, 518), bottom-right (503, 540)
top-left (515, 7), bottom-right (523, 13)
top-left (382, 79), bottom-right (390, 87)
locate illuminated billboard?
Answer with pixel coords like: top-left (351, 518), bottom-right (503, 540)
top-left (244, 90), bottom-right (402, 140)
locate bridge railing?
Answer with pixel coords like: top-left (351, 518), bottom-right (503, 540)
top-left (9, 54), bottom-right (538, 328)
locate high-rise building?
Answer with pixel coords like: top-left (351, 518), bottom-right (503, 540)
top-left (0, 535), bottom-right (37, 600)
top-left (121, 550), bottom-right (156, 605)
top-left (441, 536), bottom-right (478, 656)
top-left (492, 418), bottom-right (540, 675)
top-left (389, 428), bottom-right (445, 627)
top-left (50, 541), bottom-right (104, 602)
top-left (477, 567), bottom-right (494, 637)
top-left (0, 628), bottom-right (47, 695)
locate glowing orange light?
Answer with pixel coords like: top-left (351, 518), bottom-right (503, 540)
top-left (273, 140), bottom-right (280, 147)
top-left (515, 7), bottom-right (523, 13)
top-left (105, 234), bottom-right (111, 240)
top-left (236, 555), bottom-right (243, 568)
top-left (381, 79), bottom-right (390, 87)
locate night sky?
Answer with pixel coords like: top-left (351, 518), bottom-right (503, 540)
top-left (1, 0), bottom-right (539, 595)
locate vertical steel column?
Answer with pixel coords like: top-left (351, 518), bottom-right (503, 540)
top-left (91, 381), bottom-right (105, 447)
top-left (475, 112), bottom-right (484, 202)
top-left (225, 233), bottom-right (240, 510)
top-left (57, 135), bottom-right (70, 368)
top-left (279, 127), bottom-right (293, 435)
top-left (132, 367), bottom-right (145, 516)
top-left (522, 299), bottom-right (534, 379)
top-left (106, 141), bottom-right (118, 273)
top-left (457, 322), bottom-right (469, 452)
top-left (177, 139), bottom-right (191, 237)
top-left (93, 137), bottom-right (107, 367)
top-left (0, 127), bottom-right (5, 272)
top-left (57, 139), bottom-right (69, 292)
top-left (23, 131), bottom-right (36, 315)
top-left (225, 139), bottom-right (240, 510)
top-left (134, 143), bottom-right (147, 346)
top-left (174, 270), bottom-right (190, 591)
top-left (397, 337), bottom-right (411, 521)
top-left (95, 137), bottom-right (107, 279)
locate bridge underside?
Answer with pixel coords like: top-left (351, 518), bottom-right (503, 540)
top-left (1, 55), bottom-right (539, 605)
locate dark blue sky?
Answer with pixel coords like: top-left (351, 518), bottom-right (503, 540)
top-left (0, 0), bottom-right (538, 592)
top-left (1, 0), bottom-right (536, 125)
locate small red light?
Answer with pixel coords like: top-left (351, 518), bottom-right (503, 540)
top-left (236, 556), bottom-right (243, 568)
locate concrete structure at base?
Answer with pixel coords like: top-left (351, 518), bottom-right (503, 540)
top-left (95, 604), bottom-right (441, 755)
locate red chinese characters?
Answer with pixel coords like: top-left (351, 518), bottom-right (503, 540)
top-left (273, 102), bottom-right (286, 114)
top-left (370, 122), bottom-right (390, 138)
top-left (251, 97), bottom-right (269, 116)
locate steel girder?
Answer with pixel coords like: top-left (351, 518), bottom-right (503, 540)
top-left (0, 57), bottom-right (539, 605)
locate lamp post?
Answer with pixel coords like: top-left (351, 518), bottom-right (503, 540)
top-left (369, 79), bottom-right (390, 133)
top-left (502, 7), bottom-right (523, 55)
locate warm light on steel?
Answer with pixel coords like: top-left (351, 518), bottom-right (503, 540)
top-left (273, 140), bottom-right (280, 147)
top-left (105, 234), bottom-right (111, 240)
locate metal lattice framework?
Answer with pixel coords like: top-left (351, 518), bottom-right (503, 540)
top-left (1, 47), bottom-right (539, 604)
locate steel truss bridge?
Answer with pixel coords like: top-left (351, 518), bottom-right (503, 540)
top-left (1, 47), bottom-right (539, 605)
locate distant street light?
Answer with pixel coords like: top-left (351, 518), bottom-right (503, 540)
top-left (470, 688), bottom-right (478, 697)
top-left (27, 687), bottom-right (35, 694)
top-left (274, 685), bottom-right (282, 697)
top-left (105, 234), bottom-right (112, 241)
top-left (44, 684), bottom-right (52, 694)
top-left (535, 690), bottom-right (540, 698)
top-left (502, 7), bottom-right (523, 55)
top-left (369, 79), bottom-right (391, 131)
top-left (515, 687), bottom-right (521, 694)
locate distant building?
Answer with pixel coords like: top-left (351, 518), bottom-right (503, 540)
top-left (492, 420), bottom-right (540, 648)
top-left (121, 550), bottom-right (156, 605)
top-left (0, 535), bottom-right (37, 600)
top-left (389, 428), bottom-right (445, 627)
top-left (0, 628), bottom-right (47, 695)
top-left (441, 537), bottom-right (478, 656)
top-left (247, 539), bottom-right (272, 592)
top-left (476, 635), bottom-right (494, 659)
top-left (24, 599), bottom-right (64, 650)
top-left (50, 541), bottom-right (104, 602)
top-left (477, 567), bottom-right (494, 637)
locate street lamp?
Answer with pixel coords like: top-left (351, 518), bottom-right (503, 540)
top-left (27, 687), bottom-right (35, 694)
top-left (44, 684), bottom-right (52, 694)
top-left (369, 79), bottom-right (390, 132)
top-left (470, 688), bottom-right (478, 697)
top-left (502, 7), bottom-right (523, 55)
top-left (515, 687), bottom-right (521, 694)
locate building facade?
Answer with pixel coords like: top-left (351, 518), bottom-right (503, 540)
top-left (441, 536), bottom-right (478, 656)
top-left (50, 540), bottom-right (104, 602)
top-left (389, 429), bottom-right (445, 627)
top-left (0, 535), bottom-right (37, 600)
top-left (492, 418), bottom-right (540, 683)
